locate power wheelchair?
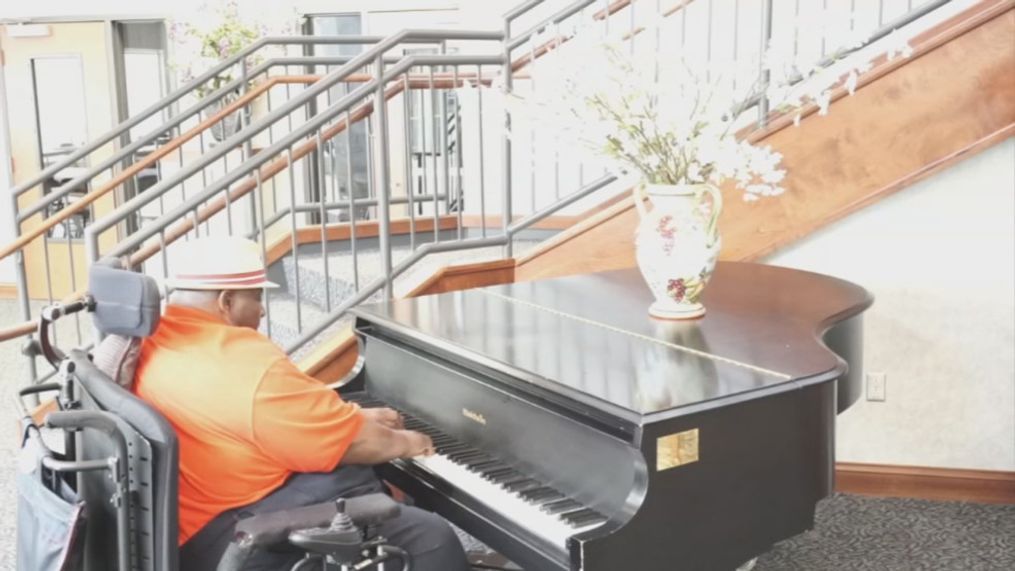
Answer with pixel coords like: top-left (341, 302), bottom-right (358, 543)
top-left (15, 258), bottom-right (411, 571)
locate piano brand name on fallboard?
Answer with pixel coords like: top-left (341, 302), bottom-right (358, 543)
top-left (462, 408), bottom-right (487, 425)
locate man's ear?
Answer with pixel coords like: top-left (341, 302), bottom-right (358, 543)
top-left (216, 290), bottom-right (233, 314)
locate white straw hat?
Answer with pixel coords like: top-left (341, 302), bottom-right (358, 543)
top-left (165, 236), bottom-right (279, 290)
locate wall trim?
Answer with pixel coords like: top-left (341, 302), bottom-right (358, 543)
top-left (835, 462), bottom-right (1015, 505)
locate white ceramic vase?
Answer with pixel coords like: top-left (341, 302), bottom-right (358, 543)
top-left (634, 183), bottom-right (723, 319)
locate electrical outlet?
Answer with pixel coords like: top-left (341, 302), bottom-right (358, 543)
top-left (866, 372), bottom-right (886, 402)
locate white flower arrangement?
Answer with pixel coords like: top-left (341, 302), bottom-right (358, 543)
top-left (502, 13), bottom-right (912, 201)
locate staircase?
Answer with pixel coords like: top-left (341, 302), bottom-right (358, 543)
top-left (2, 0), bottom-right (1003, 388)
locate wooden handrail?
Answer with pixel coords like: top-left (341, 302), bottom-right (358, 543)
top-left (0, 320), bottom-right (37, 343)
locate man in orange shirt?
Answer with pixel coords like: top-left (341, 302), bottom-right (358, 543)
top-left (135, 237), bottom-right (469, 570)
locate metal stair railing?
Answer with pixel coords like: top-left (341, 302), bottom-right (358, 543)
top-left (3, 0), bottom-right (959, 382)
top-left (1, 37), bottom-right (393, 380)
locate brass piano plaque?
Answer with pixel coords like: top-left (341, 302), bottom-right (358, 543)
top-left (657, 429), bottom-right (699, 471)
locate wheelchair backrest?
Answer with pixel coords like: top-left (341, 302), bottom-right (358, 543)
top-left (69, 261), bottom-right (178, 571)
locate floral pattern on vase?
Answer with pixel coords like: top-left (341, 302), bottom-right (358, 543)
top-left (634, 183), bottom-right (722, 319)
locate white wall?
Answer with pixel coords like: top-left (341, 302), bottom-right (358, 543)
top-left (0, 65), bottom-right (15, 284)
top-left (765, 138), bottom-right (1015, 472)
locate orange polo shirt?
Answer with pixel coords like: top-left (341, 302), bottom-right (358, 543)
top-left (134, 305), bottom-right (363, 544)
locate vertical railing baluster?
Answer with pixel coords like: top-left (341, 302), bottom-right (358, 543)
top-left (418, 84), bottom-right (430, 223)
top-left (8, 198), bottom-right (38, 383)
top-left (224, 153), bottom-right (234, 235)
top-left (373, 55), bottom-right (394, 300)
top-left (365, 115), bottom-right (376, 206)
top-left (255, 170), bottom-right (273, 340)
top-left (241, 61), bottom-right (257, 234)
top-left (758, 0), bottom-right (773, 127)
top-left (316, 130), bottom-right (332, 313)
top-left (65, 226), bottom-right (82, 343)
top-left (191, 208), bottom-right (200, 238)
top-left (476, 68), bottom-right (487, 239)
top-left (267, 85), bottom-right (276, 146)
top-left (706, 0), bottom-right (713, 83)
top-left (403, 74), bottom-right (416, 251)
top-left (429, 66), bottom-right (440, 244)
top-left (286, 79), bottom-right (294, 134)
top-left (286, 148), bottom-right (303, 332)
top-left (453, 65), bottom-right (464, 241)
top-left (440, 53), bottom-right (451, 218)
top-left (158, 229), bottom-right (169, 286)
top-left (529, 36), bottom-right (537, 220)
top-left (553, 20), bottom-right (562, 202)
top-left (733, 0), bottom-right (740, 92)
top-left (345, 110), bottom-right (359, 291)
top-left (41, 230), bottom-right (56, 345)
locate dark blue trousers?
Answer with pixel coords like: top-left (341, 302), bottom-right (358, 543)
top-left (180, 465), bottom-right (470, 570)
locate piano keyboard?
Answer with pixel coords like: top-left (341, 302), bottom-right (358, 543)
top-left (348, 394), bottom-right (608, 551)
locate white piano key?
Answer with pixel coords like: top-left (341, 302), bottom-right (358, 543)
top-left (407, 452), bottom-right (604, 551)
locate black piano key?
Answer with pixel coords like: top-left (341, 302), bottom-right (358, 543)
top-left (542, 499), bottom-right (582, 515)
top-left (499, 475), bottom-right (532, 487)
top-left (448, 450), bottom-right (485, 463)
top-left (467, 460), bottom-right (501, 471)
top-left (481, 467), bottom-right (515, 480)
top-left (519, 487), bottom-right (558, 502)
top-left (438, 443), bottom-right (469, 454)
top-left (568, 511), bottom-right (608, 527)
top-left (533, 491), bottom-right (565, 504)
top-left (488, 470), bottom-right (524, 484)
top-left (504, 479), bottom-right (540, 492)
top-left (559, 508), bottom-right (604, 527)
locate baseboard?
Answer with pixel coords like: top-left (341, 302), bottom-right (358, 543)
top-left (0, 283), bottom-right (17, 299)
top-left (835, 462), bottom-right (1015, 505)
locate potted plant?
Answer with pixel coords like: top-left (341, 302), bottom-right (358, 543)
top-left (170, 0), bottom-right (296, 142)
top-left (502, 18), bottom-right (911, 319)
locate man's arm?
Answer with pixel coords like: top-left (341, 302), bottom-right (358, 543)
top-left (341, 417), bottom-right (433, 465)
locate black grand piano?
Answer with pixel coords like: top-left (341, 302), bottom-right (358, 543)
top-left (338, 262), bottom-right (873, 570)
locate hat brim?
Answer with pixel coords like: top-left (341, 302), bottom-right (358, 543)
top-left (164, 278), bottom-right (280, 290)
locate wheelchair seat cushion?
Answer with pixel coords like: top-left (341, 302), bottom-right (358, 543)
top-left (92, 334), bottom-right (142, 391)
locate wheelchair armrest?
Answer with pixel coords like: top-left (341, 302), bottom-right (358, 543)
top-left (343, 493), bottom-right (401, 528)
top-left (235, 500), bottom-right (340, 547)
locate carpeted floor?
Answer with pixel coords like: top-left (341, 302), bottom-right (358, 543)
top-left (754, 493), bottom-right (1015, 571)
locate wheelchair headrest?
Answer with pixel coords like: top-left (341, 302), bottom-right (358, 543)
top-left (89, 258), bottom-right (161, 337)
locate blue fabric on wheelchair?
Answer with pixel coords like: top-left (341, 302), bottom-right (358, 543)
top-left (16, 433), bottom-right (85, 571)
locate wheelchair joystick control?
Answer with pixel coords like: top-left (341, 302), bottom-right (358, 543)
top-left (288, 512), bottom-right (365, 564)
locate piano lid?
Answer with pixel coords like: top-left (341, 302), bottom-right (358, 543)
top-left (351, 263), bottom-right (872, 418)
